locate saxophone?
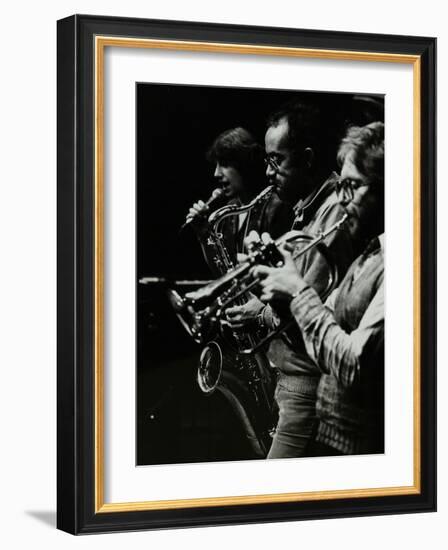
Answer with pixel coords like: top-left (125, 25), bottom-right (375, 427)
top-left (169, 185), bottom-right (343, 457)
top-left (196, 185), bottom-right (278, 458)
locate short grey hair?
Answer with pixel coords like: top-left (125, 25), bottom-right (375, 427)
top-left (337, 121), bottom-right (384, 185)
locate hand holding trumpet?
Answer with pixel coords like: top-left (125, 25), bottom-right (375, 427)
top-left (225, 294), bottom-right (265, 329)
top-left (225, 230), bottom-right (308, 329)
top-left (249, 230), bottom-right (308, 304)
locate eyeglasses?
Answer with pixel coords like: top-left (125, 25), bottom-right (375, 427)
top-left (336, 178), bottom-right (370, 204)
top-left (264, 154), bottom-right (282, 172)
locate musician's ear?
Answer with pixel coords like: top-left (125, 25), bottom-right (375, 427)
top-left (303, 147), bottom-right (314, 169)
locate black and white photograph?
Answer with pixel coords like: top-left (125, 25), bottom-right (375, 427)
top-left (0, 0), bottom-right (441, 544)
top-left (136, 83), bottom-right (385, 466)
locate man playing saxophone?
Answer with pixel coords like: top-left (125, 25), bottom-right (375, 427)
top-left (227, 111), bottom-right (384, 458)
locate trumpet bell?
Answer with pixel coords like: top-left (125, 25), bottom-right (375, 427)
top-left (166, 288), bottom-right (215, 344)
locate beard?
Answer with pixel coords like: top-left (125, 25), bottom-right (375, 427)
top-left (345, 199), bottom-right (384, 247)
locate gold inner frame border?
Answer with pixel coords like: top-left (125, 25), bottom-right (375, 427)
top-left (94, 35), bottom-right (421, 513)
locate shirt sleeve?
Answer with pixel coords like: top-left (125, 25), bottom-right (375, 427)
top-left (290, 283), bottom-right (384, 387)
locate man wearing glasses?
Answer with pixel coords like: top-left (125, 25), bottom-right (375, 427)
top-left (253, 121), bottom-right (385, 456)
top-left (227, 109), bottom-right (384, 459)
top-left (263, 101), bottom-right (363, 294)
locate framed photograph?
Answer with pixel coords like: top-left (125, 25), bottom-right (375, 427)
top-left (57, 14), bottom-right (436, 534)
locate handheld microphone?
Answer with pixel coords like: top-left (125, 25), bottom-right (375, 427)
top-left (180, 188), bottom-right (224, 231)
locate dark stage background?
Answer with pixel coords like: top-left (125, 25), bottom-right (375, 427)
top-left (136, 83), bottom-right (384, 465)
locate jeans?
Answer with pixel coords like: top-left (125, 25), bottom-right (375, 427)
top-left (267, 372), bottom-right (319, 459)
top-left (305, 439), bottom-right (344, 457)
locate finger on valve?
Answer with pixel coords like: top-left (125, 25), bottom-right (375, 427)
top-left (244, 229), bottom-right (261, 251)
top-left (252, 264), bottom-right (272, 280)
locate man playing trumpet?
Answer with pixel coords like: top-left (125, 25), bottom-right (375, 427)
top-left (247, 121), bottom-right (385, 456)
top-left (227, 103), bottom-right (376, 458)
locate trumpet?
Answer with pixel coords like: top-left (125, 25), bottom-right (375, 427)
top-left (168, 213), bottom-right (348, 355)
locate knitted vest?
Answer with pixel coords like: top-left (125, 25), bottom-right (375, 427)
top-left (316, 241), bottom-right (384, 454)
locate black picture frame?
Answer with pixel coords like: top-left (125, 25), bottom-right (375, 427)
top-left (57, 14), bottom-right (436, 535)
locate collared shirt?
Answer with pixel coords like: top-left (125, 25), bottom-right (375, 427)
top-left (266, 172), bottom-right (362, 376)
top-left (292, 173), bottom-right (339, 228)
